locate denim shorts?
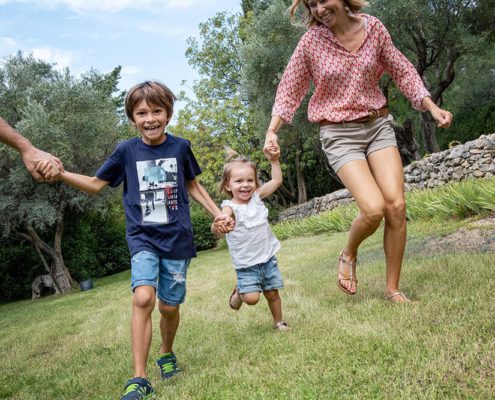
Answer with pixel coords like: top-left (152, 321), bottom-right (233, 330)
top-left (131, 251), bottom-right (191, 306)
top-left (319, 114), bottom-right (397, 173)
top-left (235, 255), bottom-right (284, 294)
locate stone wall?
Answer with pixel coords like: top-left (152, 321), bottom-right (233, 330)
top-left (278, 133), bottom-right (495, 222)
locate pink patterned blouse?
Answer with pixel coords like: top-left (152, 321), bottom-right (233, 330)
top-left (272, 14), bottom-right (430, 124)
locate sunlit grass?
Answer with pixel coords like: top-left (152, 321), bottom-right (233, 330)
top-left (1, 216), bottom-right (494, 399)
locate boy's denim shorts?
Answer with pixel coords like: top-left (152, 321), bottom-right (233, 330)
top-left (319, 114), bottom-right (397, 173)
top-left (235, 255), bottom-right (283, 294)
top-left (130, 250), bottom-right (191, 306)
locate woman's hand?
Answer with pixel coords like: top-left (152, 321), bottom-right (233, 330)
top-left (422, 97), bottom-right (453, 128)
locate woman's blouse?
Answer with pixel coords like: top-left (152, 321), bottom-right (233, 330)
top-left (272, 14), bottom-right (430, 124)
top-left (221, 192), bottom-right (280, 270)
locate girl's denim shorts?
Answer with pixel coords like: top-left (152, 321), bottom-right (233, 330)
top-left (235, 255), bottom-right (283, 294)
top-left (319, 114), bottom-right (397, 173)
top-left (131, 250), bottom-right (191, 306)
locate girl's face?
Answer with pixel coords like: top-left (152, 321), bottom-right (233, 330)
top-left (307, 0), bottom-right (346, 28)
top-left (225, 164), bottom-right (257, 204)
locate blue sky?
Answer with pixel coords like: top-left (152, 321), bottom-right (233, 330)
top-left (0, 0), bottom-right (242, 116)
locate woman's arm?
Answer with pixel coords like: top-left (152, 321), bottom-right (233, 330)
top-left (421, 96), bottom-right (453, 129)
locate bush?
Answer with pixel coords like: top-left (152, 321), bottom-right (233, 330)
top-left (190, 206), bottom-right (217, 251)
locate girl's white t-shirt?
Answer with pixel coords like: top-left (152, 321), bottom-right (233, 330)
top-left (221, 192), bottom-right (280, 270)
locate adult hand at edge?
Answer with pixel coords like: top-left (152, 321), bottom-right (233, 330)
top-left (22, 146), bottom-right (64, 182)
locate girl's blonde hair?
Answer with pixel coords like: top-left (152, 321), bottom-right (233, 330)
top-left (289, 0), bottom-right (369, 28)
top-left (218, 148), bottom-right (260, 198)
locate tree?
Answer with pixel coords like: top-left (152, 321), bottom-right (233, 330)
top-left (0, 53), bottom-right (128, 293)
top-left (368, 0), bottom-right (494, 153)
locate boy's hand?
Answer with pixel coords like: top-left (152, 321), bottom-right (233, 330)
top-left (264, 145), bottom-right (280, 162)
top-left (35, 160), bottom-right (62, 182)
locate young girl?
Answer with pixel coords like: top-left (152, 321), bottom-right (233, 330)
top-left (213, 147), bottom-right (289, 331)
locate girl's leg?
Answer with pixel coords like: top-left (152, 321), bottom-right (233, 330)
top-left (263, 289), bottom-right (283, 324)
top-left (240, 291), bottom-right (261, 305)
top-left (158, 302), bottom-right (180, 353)
top-left (367, 147), bottom-right (407, 300)
top-left (337, 160), bottom-right (386, 293)
top-left (131, 286), bottom-right (156, 378)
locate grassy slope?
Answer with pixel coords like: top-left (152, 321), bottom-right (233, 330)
top-left (0, 219), bottom-right (494, 399)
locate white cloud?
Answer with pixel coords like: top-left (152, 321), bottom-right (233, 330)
top-left (0, 36), bottom-right (17, 47)
top-left (2, 0), bottom-right (212, 12)
top-left (31, 46), bottom-right (78, 70)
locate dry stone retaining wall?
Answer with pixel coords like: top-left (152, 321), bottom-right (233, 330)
top-left (278, 133), bottom-right (495, 222)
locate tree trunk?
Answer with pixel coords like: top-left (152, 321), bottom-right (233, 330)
top-left (392, 118), bottom-right (421, 166)
top-left (421, 111), bottom-right (441, 153)
top-left (295, 147), bottom-right (307, 204)
top-left (19, 211), bottom-right (75, 294)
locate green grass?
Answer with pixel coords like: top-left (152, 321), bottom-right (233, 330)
top-left (1, 217), bottom-right (494, 399)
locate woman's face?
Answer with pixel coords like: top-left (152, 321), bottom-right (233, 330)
top-left (307, 0), bottom-right (346, 28)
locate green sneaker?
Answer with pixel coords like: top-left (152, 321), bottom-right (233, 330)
top-left (156, 352), bottom-right (181, 379)
top-left (120, 377), bottom-right (154, 400)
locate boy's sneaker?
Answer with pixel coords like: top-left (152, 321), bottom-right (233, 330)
top-left (229, 286), bottom-right (242, 310)
top-left (156, 352), bottom-right (181, 379)
top-left (120, 377), bottom-right (154, 400)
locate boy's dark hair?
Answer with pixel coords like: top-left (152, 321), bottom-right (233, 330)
top-left (125, 81), bottom-right (177, 122)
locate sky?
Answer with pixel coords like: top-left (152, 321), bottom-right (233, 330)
top-left (0, 0), bottom-right (242, 117)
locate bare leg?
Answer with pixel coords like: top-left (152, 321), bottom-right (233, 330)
top-left (337, 160), bottom-right (386, 293)
top-left (240, 292), bottom-right (261, 305)
top-left (367, 147), bottom-right (408, 300)
top-left (263, 289), bottom-right (283, 324)
top-left (131, 286), bottom-right (156, 378)
top-left (158, 302), bottom-right (180, 354)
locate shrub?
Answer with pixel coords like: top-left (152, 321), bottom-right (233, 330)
top-left (190, 206), bottom-right (217, 251)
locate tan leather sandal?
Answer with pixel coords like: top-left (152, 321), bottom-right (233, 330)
top-left (337, 250), bottom-right (357, 295)
top-left (385, 291), bottom-right (412, 304)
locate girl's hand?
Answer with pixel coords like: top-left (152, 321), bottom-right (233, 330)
top-left (212, 214), bottom-right (235, 234)
top-left (263, 130), bottom-right (279, 159)
top-left (265, 145), bottom-right (280, 162)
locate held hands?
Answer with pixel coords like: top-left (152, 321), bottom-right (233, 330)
top-left (264, 144), bottom-right (280, 162)
top-left (34, 159), bottom-right (63, 182)
top-left (263, 129), bottom-right (280, 161)
top-left (23, 146), bottom-right (64, 182)
top-left (212, 213), bottom-right (235, 234)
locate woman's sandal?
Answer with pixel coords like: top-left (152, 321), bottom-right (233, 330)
top-left (385, 291), bottom-right (412, 304)
top-left (337, 250), bottom-right (357, 295)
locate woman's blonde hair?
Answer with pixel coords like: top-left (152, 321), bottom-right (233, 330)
top-left (218, 148), bottom-right (260, 198)
top-left (289, 0), bottom-right (368, 28)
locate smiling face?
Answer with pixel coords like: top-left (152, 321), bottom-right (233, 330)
top-left (132, 99), bottom-right (169, 145)
top-left (307, 0), bottom-right (346, 28)
top-left (225, 163), bottom-right (258, 204)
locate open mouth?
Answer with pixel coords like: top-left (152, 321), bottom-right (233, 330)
top-left (144, 125), bottom-right (161, 131)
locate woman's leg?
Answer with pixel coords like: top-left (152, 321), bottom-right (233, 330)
top-left (337, 160), bottom-right (386, 293)
top-left (367, 147), bottom-right (408, 299)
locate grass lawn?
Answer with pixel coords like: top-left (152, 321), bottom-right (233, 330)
top-left (0, 218), bottom-right (494, 399)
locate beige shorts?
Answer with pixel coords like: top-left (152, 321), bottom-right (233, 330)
top-left (319, 115), bottom-right (397, 173)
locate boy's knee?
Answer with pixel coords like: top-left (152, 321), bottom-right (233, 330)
top-left (158, 301), bottom-right (179, 317)
top-left (133, 286), bottom-right (156, 310)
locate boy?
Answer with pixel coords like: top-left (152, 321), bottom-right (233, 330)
top-left (40, 81), bottom-right (231, 399)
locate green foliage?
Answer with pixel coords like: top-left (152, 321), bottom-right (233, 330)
top-left (190, 205), bottom-right (217, 251)
top-left (272, 177), bottom-right (495, 240)
top-left (63, 205), bottom-right (129, 282)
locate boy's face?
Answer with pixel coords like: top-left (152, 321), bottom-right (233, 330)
top-left (132, 99), bottom-right (169, 146)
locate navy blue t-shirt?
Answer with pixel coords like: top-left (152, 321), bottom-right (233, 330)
top-left (96, 134), bottom-right (202, 259)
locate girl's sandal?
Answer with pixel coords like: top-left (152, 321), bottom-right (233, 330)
top-left (337, 250), bottom-right (357, 295)
top-left (385, 291), bottom-right (412, 304)
top-left (273, 321), bottom-right (290, 331)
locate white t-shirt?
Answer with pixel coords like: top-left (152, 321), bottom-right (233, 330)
top-left (221, 192), bottom-right (280, 270)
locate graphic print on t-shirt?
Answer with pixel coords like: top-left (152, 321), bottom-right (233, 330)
top-left (136, 158), bottom-right (178, 224)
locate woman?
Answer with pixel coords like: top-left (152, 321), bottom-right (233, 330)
top-left (263, 0), bottom-right (452, 303)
